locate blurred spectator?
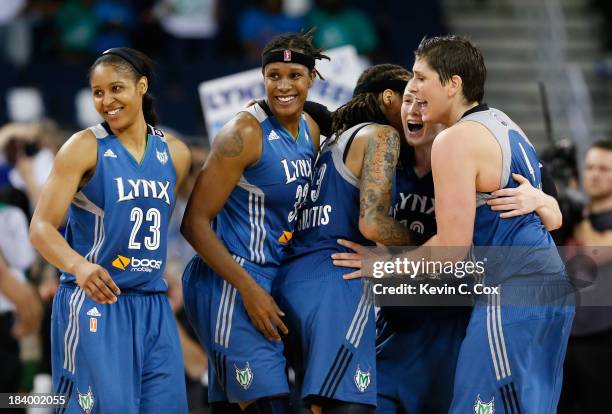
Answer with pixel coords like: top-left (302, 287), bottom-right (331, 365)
top-left (92, 0), bottom-right (137, 53)
top-left (0, 121), bottom-right (60, 211)
top-left (153, 0), bottom-right (220, 88)
top-left (308, 0), bottom-right (379, 55)
top-left (0, 0), bottom-right (30, 68)
top-left (559, 140), bottom-right (612, 413)
top-left (53, 0), bottom-right (99, 61)
top-left (0, 200), bottom-right (41, 397)
top-left (239, 0), bottom-right (306, 62)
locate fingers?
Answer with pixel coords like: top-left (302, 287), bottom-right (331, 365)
top-left (489, 202), bottom-right (519, 211)
top-left (331, 252), bottom-right (361, 261)
top-left (270, 311), bottom-right (289, 336)
top-left (333, 258), bottom-right (362, 269)
top-left (490, 188), bottom-right (517, 198)
top-left (342, 270), bottom-right (363, 279)
top-left (512, 173), bottom-right (529, 183)
top-left (337, 239), bottom-right (365, 254)
top-left (99, 269), bottom-right (121, 296)
top-left (91, 277), bottom-right (117, 303)
top-left (499, 210), bottom-right (523, 219)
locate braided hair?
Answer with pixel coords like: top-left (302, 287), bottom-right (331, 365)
top-left (331, 64), bottom-right (410, 139)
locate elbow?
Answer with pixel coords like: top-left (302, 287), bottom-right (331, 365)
top-left (29, 221), bottom-right (43, 252)
top-left (358, 219), bottom-right (381, 243)
top-left (547, 214), bottom-right (562, 232)
top-left (181, 211), bottom-right (208, 245)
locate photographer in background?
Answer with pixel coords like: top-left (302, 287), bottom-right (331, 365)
top-left (0, 121), bottom-right (59, 214)
top-left (559, 140), bottom-right (612, 413)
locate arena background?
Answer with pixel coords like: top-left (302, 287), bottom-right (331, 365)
top-left (0, 0), bottom-right (610, 413)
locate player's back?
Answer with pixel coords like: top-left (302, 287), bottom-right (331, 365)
top-left (460, 105), bottom-right (566, 284)
top-left (213, 102), bottom-right (314, 279)
top-left (62, 123), bottom-right (175, 292)
top-left (286, 123), bottom-right (374, 260)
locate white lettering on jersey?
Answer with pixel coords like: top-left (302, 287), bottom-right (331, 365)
top-left (281, 159), bottom-right (312, 184)
top-left (395, 192), bottom-right (435, 215)
top-left (115, 178), bottom-right (171, 205)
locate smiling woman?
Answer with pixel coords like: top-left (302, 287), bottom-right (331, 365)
top-left (29, 47), bottom-right (191, 413)
top-left (179, 30), bottom-right (329, 413)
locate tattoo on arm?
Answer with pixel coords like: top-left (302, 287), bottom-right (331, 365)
top-left (360, 126), bottom-right (411, 245)
top-left (218, 131), bottom-right (244, 158)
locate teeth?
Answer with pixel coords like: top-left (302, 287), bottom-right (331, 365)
top-left (277, 96), bottom-right (295, 103)
top-left (107, 108), bottom-right (121, 115)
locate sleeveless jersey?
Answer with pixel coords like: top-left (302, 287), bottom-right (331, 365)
top-left (213, 103), bottom-right (314, 279)
top-left (61, 123), bottom-right (176, 292)
top-left (286, 123), bottom-right (373, 259)
top-left (392, 159), bottom-right (436, 245)
top-left (460, 105), bottom-right (565, 283)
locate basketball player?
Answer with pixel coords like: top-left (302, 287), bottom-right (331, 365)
top-left (29, 48), bottom-right (191, 413)
top-left (374, 86), bottom-right (563, 414)
top-left (338, 36), bottom-right (574, 414)
top-left (274, 64), bottom-right (413, 414)
top-left (180, 31), bottom-right (328, 413)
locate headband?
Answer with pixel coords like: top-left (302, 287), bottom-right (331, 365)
top-left (101, 48), bottom-right (145, 76)
top-left (262, 50), bottom-right (315, 71)
top-left (352, 79), bottom-right (408, 96)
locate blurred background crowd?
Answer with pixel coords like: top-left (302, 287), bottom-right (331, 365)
top-left (1, 0), bottom-right (612, 413)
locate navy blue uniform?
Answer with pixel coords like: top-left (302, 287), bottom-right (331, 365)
top-left (51, 123), bottom-right (187, 413)
top-left (449, 105), bottom-right (574, 414)
top-left (375, 159), bottom-right (470, 414)
top-left (275, 123), bottom-right (377, 407)
top-left (182, 103), bottom-right (314, 403)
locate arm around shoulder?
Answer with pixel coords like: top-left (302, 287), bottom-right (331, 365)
top-left (165, 133), bottom-right (192, 193)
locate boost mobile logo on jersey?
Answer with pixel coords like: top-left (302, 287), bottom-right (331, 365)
top-left (277, 231), bottom-right (293, 244)
top-left (112, 255), bottom-right (162, 273)
top-left (473, 395), bottom-right (495, 414)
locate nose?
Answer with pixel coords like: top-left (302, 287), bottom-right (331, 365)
top-left (277, 77), bottom-right (291, 91)
top-left (102, 92), bottom-right (114, 107)
top-left (407, 77), bottom-right (417, 94)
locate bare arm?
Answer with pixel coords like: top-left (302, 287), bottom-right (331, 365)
top-left (30, 131), bottom-right (120, 303)
top-left (357, 125), bottom-right (410, 245)
top-left (304, 112), bottom-right (321, 153)
top-left (487, 173), bottom-right (562, 230)
top-left (181, 112), bottom-right (287, 341)
top-left (166, 133), bottom-right (192, 194)
top-left (0, 256), bottom-right (42, 337)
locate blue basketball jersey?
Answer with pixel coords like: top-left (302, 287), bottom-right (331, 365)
top-left (461, 105), bottom-right (565, 284)
top-left (286, 123), bottom-right (373, 259)
top-left (392, 159), bottom-right (436, 244)
top-left (61, 123), bottom-right (176, 292)
top-left (213, 102), bottom-right (314, 279)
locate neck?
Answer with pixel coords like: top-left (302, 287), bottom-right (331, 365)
top-left (590, 195), bottom-right (612, 213)
top-left (112, 115), bottom-right (148, 146)
top-left (445, 99), bottom-right (479, 127)
top-left (413, 143), bottom-right (432, 176)
top-left (277, 114), bottom-right (301, 139)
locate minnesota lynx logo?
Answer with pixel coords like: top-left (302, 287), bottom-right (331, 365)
top-left (473, 395), bottom-right (495, 414)
top-left (234, 362), bottom-right (253, 390)
top-left (354, 366), bottom-right (371, 392)
top-left (77, 386), bottom-right (95, 414)
top-left (156, 149), bottom-right (168, 165)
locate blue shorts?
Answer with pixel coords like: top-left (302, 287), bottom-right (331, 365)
top-left (375, 312), bottom-right (469, 414)
top-left (182, 255), bottom-right (288, 404)
top-left (275, 253), bottom-right (376, 407)
top-left (51, 284), bottom-right (187, 414)
top-left (449, 286), bottom-right (575, 414)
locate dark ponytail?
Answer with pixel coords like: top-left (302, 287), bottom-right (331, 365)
top-left (89, 47), bottom-right (158, 126)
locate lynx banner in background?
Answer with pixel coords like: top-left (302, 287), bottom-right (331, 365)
top-left (198, 45), bottom-right (368, 144)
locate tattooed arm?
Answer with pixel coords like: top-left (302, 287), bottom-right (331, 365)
top-left (347, 124), bottom-right (411, 245)
top-left (181, 112), bottom-right (288, 341)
